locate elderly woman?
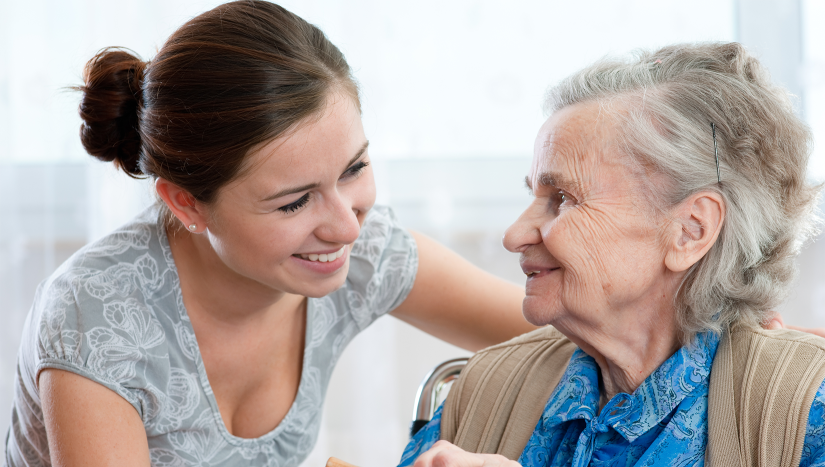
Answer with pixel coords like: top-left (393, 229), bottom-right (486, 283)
top-left (399, 42), bottom-right (825, 467)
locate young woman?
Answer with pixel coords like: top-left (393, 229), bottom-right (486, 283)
top-left (4, 2), bottom-right (534, 466)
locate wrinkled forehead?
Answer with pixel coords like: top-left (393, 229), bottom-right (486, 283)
top-left (529, 102), bottom-right (616, 188)
top-left (529, 104), bottom-right (604, 177)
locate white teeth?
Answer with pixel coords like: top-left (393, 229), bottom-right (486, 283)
top-left (299, 246), bottom-right (346, 263)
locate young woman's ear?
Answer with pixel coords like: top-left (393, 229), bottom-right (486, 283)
top-left (155, 178), bottom-right (210, 233)
top-left (664, 191), bottom-right (725, 272)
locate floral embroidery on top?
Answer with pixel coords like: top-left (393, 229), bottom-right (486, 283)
top-left (7, 204), bottom-right (418, 467)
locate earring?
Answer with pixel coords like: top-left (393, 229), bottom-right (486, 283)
top-left (188, 224), bottom-right (197, 232)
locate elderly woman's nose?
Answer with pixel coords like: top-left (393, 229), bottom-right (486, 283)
top-left (503, 209), bottom-right (542, 253)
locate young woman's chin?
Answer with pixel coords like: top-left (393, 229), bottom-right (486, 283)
top-left (290, 276), bottom-right (349, 298)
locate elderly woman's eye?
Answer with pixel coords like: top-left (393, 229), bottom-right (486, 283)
top-left (547, 190), bottom-right (577, 215)
top-left (558, 191), bottom-right (574, 204)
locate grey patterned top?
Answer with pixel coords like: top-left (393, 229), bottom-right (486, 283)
top-left (5, 204), bottom-right (418, 467)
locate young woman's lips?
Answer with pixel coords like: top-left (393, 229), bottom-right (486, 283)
top-left (290, 245), bottom-right (348, 274)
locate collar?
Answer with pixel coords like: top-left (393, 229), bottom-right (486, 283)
top-left (539, 331), bottom-right (720, 443)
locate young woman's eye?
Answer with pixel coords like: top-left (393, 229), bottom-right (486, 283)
top-left (341, 160), bottom-right (369, 179)
top-left (278, 193), bottom-right (310, 213)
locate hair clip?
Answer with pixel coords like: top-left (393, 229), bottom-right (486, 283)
top-left (711, 123), bottom-right (721, 183)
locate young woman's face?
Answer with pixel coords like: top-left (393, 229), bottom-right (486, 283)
top-left (203, 92), bottom-right (376, 298)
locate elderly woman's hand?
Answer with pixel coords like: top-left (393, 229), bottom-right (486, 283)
top-left (412, 441), bottom-right (520, 467)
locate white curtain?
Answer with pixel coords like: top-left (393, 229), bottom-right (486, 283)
top-left (3, 1), bottom-right (824, 466)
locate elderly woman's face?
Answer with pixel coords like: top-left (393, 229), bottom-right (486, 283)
top-left (503, 102), bottom-right (676, 331)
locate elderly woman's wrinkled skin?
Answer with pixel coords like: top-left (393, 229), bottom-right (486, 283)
top-left (407, 100), bottom-right (825, 467)
top-left (502, 101), bottom-right (725, 400)
top-left (411, 100), bottom-right (728, 467)
top-left (407, 97), bottom-right (825, 467)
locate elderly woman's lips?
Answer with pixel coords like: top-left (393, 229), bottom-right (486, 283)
top-left (524, 267), bottom-right (561, 278)
top-left (520, 256), bottom-right (561, 277)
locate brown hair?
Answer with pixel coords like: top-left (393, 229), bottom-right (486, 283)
top-left (77, 0), bottom-right (359, 203)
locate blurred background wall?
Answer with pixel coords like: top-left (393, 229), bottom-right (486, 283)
top-left (1, 0), bottom-right (824, 466)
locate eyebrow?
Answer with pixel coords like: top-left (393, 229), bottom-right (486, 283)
top-left (524, 172), bottom-right (583, 193)
top-left (261, 141), bottom-right (370, 202)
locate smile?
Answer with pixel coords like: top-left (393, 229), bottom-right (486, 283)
top-left (525, 267), bottom-right (561, 278)
top-left (296, 246), bottom-right (347, 263)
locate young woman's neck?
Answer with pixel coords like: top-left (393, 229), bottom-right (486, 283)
top-left (168, 226), bottom-right (305, 326)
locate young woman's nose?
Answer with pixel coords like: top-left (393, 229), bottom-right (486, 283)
top-left (503, 205), bottom-right (543, 253)
top-left (316, 192), bottom-right (363, 245)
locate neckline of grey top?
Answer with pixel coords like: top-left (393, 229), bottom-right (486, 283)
top-left (6, 203), bottom-right (418, 467)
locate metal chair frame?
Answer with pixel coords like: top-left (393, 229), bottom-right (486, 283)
top-left (409, 357), bottom-right (468, 437)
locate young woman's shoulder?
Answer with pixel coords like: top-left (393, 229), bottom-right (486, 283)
top-left (26, 204), bottom-right (181, 418)
top-left (7, 205), bottom-right (210, 466)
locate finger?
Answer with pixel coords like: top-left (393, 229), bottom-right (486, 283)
top-left (763, 311), bottom-right (784, 330)
top-left (785, 325), bottom-right (825, 338)
top-left (433, 449), bottom-right (490, 467)
top-left (766, 318), bottom-right (783, 330)
top-left (479, 454), bottom-right (521, 467)
top-left (413, 441), bottom-right (459, 467)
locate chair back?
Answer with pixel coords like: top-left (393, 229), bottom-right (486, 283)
top-left (410, 358), bottom-right (468, 437)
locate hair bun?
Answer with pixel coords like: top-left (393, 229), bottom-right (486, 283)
top-left (77, 48), bottom-right (146, 177)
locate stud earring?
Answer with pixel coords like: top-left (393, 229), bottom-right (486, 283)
top-left (188, 224), bottom-right (197, 232)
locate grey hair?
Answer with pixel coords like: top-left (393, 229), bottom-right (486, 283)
top-left (545, 42), bottom-right (820, 341)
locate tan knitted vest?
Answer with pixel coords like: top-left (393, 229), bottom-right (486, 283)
top-left (440, 326), bottom-right (825, 466)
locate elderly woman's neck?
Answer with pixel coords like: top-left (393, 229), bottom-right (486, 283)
top-left (556, 310), bottom-right (682, 405)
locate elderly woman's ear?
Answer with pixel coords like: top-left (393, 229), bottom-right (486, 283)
top-left (663, 191), bottom-right (725, 273)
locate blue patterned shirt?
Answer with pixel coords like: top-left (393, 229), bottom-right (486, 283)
top-left (400, 332), bottom-right (825, 467)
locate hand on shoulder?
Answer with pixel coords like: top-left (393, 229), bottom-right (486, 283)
top-left (766, 313), bottom-right (825, 338)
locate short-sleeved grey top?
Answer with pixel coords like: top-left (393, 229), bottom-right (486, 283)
top-left (5, 204), bottom-right (418, 467)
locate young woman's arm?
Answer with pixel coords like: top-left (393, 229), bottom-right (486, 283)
top-left (39, 369), bottom-right (150, 467)
top-left (391, 232), bottom-right (537, 352)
